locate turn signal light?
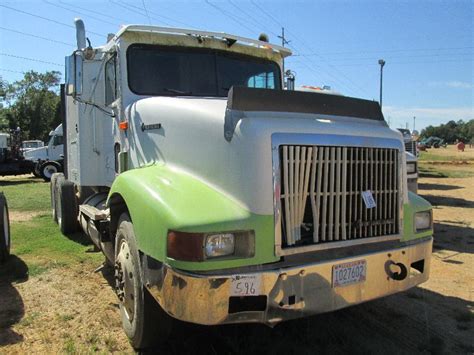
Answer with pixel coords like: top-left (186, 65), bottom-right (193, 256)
top-left (119, 121), bottom-right (128, 130)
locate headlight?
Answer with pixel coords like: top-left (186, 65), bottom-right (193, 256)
top-left (415, 211), bottom-right (432, 232)
top-left (406, 162), bottom-right (417, 174)
top-left (205, 233), bottom-right (235, 258)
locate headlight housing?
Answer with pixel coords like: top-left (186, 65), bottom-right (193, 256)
top-left (167, 230), bottom-right (254, 261)
top-left (415, 211), bottom-right (432, 232)
top-left (406, 162), bottom-right (417, 174)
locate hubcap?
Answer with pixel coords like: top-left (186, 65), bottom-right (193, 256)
top-left (43, 164), bottom-right (58, 179)
top-left (3, 206), bottom-right (8, 248)
top-left (115, 240), bottom-right (135, 322)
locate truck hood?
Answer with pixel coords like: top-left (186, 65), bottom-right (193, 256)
top-left (23, 146), bottom-right (48, 161)
top-left (126, 90), bottom-right (404, 215)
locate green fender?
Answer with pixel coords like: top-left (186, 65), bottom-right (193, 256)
top-left (107, 163), bottom-right (278, 271)
top-left (401, 192), bottom-right (433, 242)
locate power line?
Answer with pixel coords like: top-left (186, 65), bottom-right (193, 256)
top-left (248, 1), bottom-right (369, 97)
top-left (0, 68), bottom-right (26, 75)
top-left (227, 0), bottom-right (279, 37)
top-left (204, 0), bottom-right (257, 35)
top-left (42, 0), bottom-right (120, 27)
top-left (0, 26), bottom-right (75, 47)
top-left (58, 0), bottom-right (130, 24)
top-left (337, 57), bottom-right (474, 67)
top-left (0, 4), bottom-right (106, 39)
top-left (141, 0), bottom-right (152, 25)
top-left (299, 46), bottom-right (474, 56)
top-left (296, 51), bottom-right (474, 61)
top-left (0, 53), bottom-right (63, 67)
top-left (115, 0), bottom-right (195, 28)
top-left (109, 0), bottom-right (174, 27)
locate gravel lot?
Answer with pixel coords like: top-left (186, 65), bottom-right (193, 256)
top-left (1, 166), bottom-right (473, 354)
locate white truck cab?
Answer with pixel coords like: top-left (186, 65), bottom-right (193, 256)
top-left (23, 124), bottom-right (64, 179)
top-left (24, 124), bottom-right (64, 162)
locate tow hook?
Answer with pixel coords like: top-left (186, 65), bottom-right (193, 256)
top-left (385, 260), bottom-right (408, 281)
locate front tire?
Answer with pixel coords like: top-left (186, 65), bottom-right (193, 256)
top-left (40, 161), bottom-right (62, 182)
top-left (115, 213), bottom-right (172, 349)
top-left (0, 193), bottom-right (11, 263)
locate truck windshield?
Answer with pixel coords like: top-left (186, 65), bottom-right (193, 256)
top-left (127, 44), bottom-right (281, 96)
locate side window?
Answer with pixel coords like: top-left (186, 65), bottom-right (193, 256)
top-left (105, 54), bottom-right (117, 106)
top-left (53, 135), bottom-right (63, 146)
top-left (247, 72), bottom-right (275, 89)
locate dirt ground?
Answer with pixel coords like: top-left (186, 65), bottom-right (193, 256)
top-left (1, 177), bottom-right (473, 354)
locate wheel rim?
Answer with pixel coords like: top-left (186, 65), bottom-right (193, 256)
top-left (115, 239), bottom-right (136, 322)
top-left (3, 205), bottom-right (9, 248)
top-left (43, 164), bottom-right (58, 179)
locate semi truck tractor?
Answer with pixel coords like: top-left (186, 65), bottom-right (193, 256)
top-left (52, 19), bottom-right (433, 349)
top-left (23, 124), bottom-right (64, 181)
top-left (0, 130), bottom-right (35, 176)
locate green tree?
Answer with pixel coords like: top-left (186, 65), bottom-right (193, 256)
top-left (420, 119), bottom-right (474, 144)
top-left (1, 71), bottom-right (61, 141)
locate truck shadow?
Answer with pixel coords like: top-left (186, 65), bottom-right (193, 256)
top-left (432, 221), bottom-right (474, 255)
top-left (145, 286), bottom-right (473, 354)
top-left (0, 176), bottom-right (42, 186)
top-left (420, 194), bottom-right (474, 208)
top-left (418, 182), bottom-right (463, 191)
top-left (0, 255), bottom-right (28, 346)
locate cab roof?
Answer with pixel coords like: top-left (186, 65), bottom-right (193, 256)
top-left (111, 25), bottom-right (292, 58)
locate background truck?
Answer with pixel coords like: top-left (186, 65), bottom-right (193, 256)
top-left (23, 124), bottom-right (64, 181)
top-left (20, 140), bottom-right (44, 154)
top-left (0, 130), bottom-right (35, 176)
top-left (51, 19), bottom-right (434, 349)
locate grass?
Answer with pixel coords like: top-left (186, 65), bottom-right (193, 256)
top-left (418, 145), bottom-right (474, 162)
top-left (418, 145), bottom-right (474, 178)
top-left (0, 176), bottom-right (102, 279)
top-left (0, 177), bottom-right (51, 211)
top-left (419, 163), bottom-right (474, 178)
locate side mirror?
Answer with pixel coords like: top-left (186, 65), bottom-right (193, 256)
top-left (65, 53), bottom-right (83, 97)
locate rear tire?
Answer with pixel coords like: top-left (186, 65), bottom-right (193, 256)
top-left (0, 193), bottom-right (11, 263)
top-left (57, 178), bottom-right (79, 234)
top-left (33, 162), bottom-right (42, 178)
top-left (40, 161), bottom-right (62, 182)
top-left (115, 213), bottom-right (172, 350)
top-left (50, 173), bottom-right (63, 223)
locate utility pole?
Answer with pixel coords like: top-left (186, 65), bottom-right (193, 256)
top-left (278, 27), bottom-right (290, 81)
top-left (413, 116), bottom-right (416, 132)
top-left (378, 59), bottom-right (386, 109)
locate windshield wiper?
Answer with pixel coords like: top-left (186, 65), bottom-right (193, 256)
top-left (163, 88), bottom-right (192, 95)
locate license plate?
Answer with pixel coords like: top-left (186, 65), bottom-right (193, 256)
top-left (332, 260), bottom-right (367, 287)
top-left (230, 275), bottom-right (262, 296)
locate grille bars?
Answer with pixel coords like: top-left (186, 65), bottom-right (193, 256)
top-left (280, 145), bottom-right (399, 247)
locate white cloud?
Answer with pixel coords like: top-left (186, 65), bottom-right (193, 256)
top-left (383, 106), bottom-right (474, 130)
top-left (428, 81), bottom-right (473, 89)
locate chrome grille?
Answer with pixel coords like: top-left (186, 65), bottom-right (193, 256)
top-left (279, 145), bottom-right (400, 248)
top-left (404, 141), bottom-right (416, 155)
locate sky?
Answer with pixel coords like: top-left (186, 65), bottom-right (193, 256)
top-left (0, 0), bottom-right (472, 131)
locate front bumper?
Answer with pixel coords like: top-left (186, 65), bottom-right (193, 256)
top-left (148, 237), bottom-right (432, 326)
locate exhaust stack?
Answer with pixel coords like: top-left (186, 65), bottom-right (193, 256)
top-left (74, 18), bottom-right (86, 49)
